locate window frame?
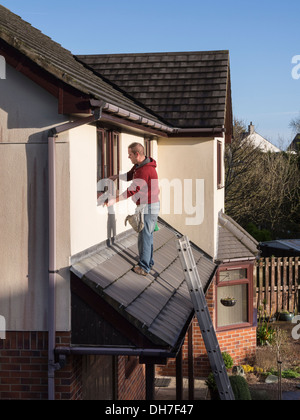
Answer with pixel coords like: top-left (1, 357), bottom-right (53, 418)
top-left (217, 140), bottom-right (223, 189)
top-left (144, 137), bottom-right (152, 158)
top-left (216, 262), bottom-right (254, 332)
top-left (97, 128), bottom-right (120, 197)
top-left (97, 128), bottom-right (120, 180)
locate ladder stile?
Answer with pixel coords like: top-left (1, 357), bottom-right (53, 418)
top-left (177, 236), bottom-right (235, 401)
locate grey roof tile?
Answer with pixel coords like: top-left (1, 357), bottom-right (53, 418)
top-left (217, 212), bottom-right (259, 262)
top-left (71, 220), bottom-right (216, 349)
top-left (77, 51), bottom-right (231, 129)
top-left (105, 272), bottom-right (153, 308)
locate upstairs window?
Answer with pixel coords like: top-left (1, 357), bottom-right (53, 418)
top-left (97, 129), bottom-right (120, 199)
top-left (97, 129), bottom-right (120, 181)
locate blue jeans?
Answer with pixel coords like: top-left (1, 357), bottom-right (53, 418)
top-left (138, 202), bottom-right (160, 273)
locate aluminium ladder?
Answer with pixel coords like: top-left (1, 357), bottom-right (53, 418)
top-left (177, 236), bottom-right (235, 401)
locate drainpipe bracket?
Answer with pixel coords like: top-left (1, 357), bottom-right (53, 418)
top-left (93, 107), bottom-right (102, 121)
top-left (49, 362), bottom-right (61, 372)
top-left (49, 354), bottom-right (66, 373)
top-left (48, 128), bottom-right (58, 137)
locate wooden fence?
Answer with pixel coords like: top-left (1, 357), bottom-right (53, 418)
top-left (256, 257), bottom-right (300, 317)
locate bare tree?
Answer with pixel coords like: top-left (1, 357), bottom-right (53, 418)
top-left (289, 114), bottom-right (300, 133)
top-left (225, 119), bottom-right (300, 239)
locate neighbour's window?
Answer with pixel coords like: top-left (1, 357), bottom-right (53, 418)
top-left (216, 264), bottom-right (253, 330)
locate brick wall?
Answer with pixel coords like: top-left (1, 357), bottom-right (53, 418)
top-left (0, 331), bottom-right (82, 400)
top-left (117, 356), bottom-right (146, 400)
top-left (0, 332), bottom-right (148, 400)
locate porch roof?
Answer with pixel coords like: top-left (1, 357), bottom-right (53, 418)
top-left (216, 212), bottom-right (259, 262)
top-left (70, 220), bottom-right (216, 351)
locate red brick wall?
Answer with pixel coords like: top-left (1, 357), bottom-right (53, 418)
top-left (117, 356), bottom-right (146, 400)
top-left (0, 332), bottom-right (147, 400)
top-left (0, 331), bottom-right (82, 400)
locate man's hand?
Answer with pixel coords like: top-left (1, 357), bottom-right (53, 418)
top-left (109, 175), bottom-right (118, 182)
top-left (104, 197), bottom-right (117, 207)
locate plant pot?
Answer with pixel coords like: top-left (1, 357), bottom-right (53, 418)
top-left (221, 298), bottom-right (237, 307)
top-left (278, 312), bottom-right (294, 322)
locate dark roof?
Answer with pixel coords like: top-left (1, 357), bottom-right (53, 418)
top-left (288, 134), bottom-right (300, 152)
top-left (71, 221), bottom-right (216, 350)
top-left (217, 212), bottom-right (259, 262)
top-left (259, 239), bottom-right (300, 257)
top-left (0, 5), bottom-right (163, 124)
top-left (0, 6), bottom-right (233, 134)
top-left (77, 51), bottom-right (232, 129)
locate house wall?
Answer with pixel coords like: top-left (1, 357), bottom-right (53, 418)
top-left (69, 130), bottom-right (149, 257)
top-left (157, 136), bottom-right (225, 258)
top-left (0, 65), bottom-right (68, 332)
top-left (0, 63), bottom-right (228, 399)
top-left (0, 330), bottom-right (146, 400)
top-left (0, 331), bottom-right (82, 400)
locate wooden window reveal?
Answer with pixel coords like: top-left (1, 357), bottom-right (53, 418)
top-left (217, 140), bottom-right (223, 189)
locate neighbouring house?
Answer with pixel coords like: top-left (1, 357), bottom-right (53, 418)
top-left (288, 133), bottom-right (300, 153)
top-left (0, 5), bottom-right (258, 401)
top-left (244, 122), bottom-right (281, 153)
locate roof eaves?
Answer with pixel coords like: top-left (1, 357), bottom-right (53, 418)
top-left (0, 12), bottom-right (169, 127)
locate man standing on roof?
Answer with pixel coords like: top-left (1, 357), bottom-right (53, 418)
top-left (106, 142), bottom-right (160, 276)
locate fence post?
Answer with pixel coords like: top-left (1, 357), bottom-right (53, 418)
top-left (289, 257), bottom-right (294, 313)
top-left (271, 256), bottom-right (276, 316)
top-left (277, 257), bottom-right (282, 313)
top-left (256, 257), bottom-right (299, 317)
top-left (258, 259), bottom-right (264, 311)
top-left (265, 258), bottom-right (270, 315)
top-left (295, 257), bottom-right (299, 313)
top-left (283, 257), bottom-right (288, 312)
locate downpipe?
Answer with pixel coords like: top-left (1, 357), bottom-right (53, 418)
top-left (47, 108), bottom-right (102, 400)
top-left (48, 135), bottom-right (59, 401)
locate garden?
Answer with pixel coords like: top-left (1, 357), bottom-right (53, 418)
top-left (248, 316), bottom-right (300, 400)
top-left (206, 317), bottom-right (300, 400)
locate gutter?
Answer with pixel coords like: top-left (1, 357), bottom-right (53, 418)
top-left (91, 99), bottom-right (174, 133)
top-left (55, 346), bottom-right (177, 359)
top-left (47, 106), bottom-right (103, 401)
top-left (90, 99), bottom-right (226, 137)
top-left (170, 127), bottom-right (225, 137)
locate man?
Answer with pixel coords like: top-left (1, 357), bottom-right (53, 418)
top-left (107, 143), bottom-right (160, 276)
